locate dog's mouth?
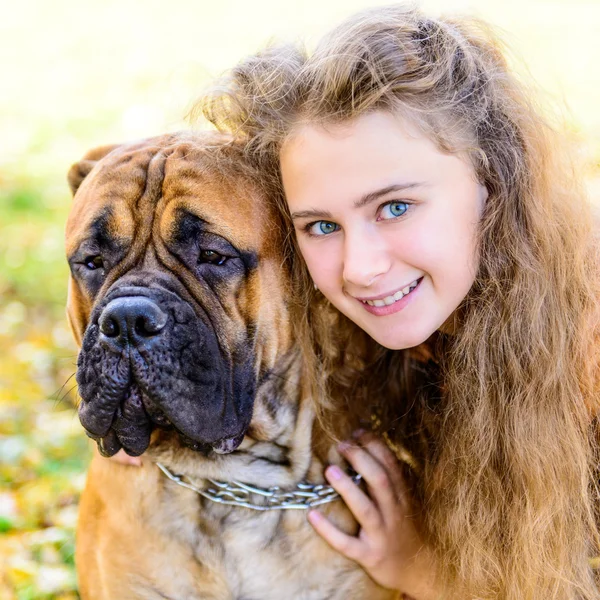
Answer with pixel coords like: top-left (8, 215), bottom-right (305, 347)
top-left (84, 381), bottom-right (249, 458)
top-left (175, 429), bottom-right (247, 456)
top-left (76, 287), bottom-right (256, 459)
top-left (138, 385), bottom-right (247, 455)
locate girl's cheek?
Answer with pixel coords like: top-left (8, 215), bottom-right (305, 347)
top-left (300, 239), bottom-right (337, 272)
top-left (301, 249), bottom-right (328, 283)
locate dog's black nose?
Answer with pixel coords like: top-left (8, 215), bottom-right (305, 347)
top-left (99, 297), bottom-right (168, 349)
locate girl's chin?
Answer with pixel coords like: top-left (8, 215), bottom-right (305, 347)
top-left (359, 309), bottom-right (459, 349)
top-left (363, 326), bottom-right (432, 351)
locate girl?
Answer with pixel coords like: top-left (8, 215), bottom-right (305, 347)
top-left (196, 4), bottom-right (600, 599)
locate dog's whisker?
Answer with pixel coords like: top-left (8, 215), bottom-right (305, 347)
top-left (51, 372), bottom-right (78, 408)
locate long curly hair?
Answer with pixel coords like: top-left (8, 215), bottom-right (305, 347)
top-left (194, 5), bottom-right (600, 598)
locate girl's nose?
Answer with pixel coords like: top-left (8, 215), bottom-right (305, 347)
top-left (342, 227), bottom-right (391, 288)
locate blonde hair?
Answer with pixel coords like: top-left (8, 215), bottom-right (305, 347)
top-left (196, 5), bottom-right (600, 598)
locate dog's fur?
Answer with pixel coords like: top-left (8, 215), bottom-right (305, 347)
top-left (66, 132), bottom-right (399, 600)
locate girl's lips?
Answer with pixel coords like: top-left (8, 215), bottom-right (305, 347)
top-left (356, 277), bottom-right (423, 316)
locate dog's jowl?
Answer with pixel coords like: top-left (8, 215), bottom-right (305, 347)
top-left (66, 132), bottom-right (399, 600)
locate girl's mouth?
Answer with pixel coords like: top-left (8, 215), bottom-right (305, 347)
top-left (357, 277), bottom-right (423, 316)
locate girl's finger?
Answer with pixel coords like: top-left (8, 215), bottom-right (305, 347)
top-left (307, 509), bottom-right (364, 562)
top-left (354, 433), bottom-right (410, 507)
top-left (325, 464), bottom-right (383, 531)
top-left (337, 443), bottom-right (398, 515)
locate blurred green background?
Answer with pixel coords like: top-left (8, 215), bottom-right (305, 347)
top-left (0, 0), bottom-right (598, 598)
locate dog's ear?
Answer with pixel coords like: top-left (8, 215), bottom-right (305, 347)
top-left (67, 144), bottom-right (120, 196)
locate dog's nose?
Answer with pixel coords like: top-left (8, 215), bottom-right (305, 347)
top-left (99, 297), bottom-right (168, 348)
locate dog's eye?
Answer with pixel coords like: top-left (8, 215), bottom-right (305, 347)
top-left (84, 255), bottom-right (105, 270)
top-left (199, 250), bottom-right (227, 266)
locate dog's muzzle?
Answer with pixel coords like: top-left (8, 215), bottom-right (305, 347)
top-left (76, 285), bottom-right (255, 458)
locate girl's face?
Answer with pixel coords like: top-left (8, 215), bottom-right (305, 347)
top-left (280, 111), bottom-right (487, 350)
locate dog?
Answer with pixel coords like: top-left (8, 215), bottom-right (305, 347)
top-left (65, 132), bottom-right (399, 600)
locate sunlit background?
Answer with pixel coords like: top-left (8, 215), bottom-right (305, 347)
top-left (1, 0), bottom-right (598, 597)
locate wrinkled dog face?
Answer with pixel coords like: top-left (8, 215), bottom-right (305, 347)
top-left (65, 133), bottom-right (290, 458)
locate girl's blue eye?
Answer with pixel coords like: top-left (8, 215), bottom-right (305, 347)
top-left (308, 221), bottom-right (339, 236)
top-left (381, 201), bottom-right (408, 219)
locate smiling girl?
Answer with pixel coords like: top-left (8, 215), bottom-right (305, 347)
top-left (197, 5), bottom-right (600, 598)
top-left (281, 110), bottom-right (486, 350)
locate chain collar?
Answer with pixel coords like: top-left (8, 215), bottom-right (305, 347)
top-left (156, 462), bottom-right (362, 512)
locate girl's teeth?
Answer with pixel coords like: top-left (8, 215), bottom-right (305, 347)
top-left (363, 279), bottom-right (420, 308)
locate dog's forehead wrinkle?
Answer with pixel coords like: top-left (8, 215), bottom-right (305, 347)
top-left (89, 153), bottom-right (169, 305)
top-left (136, 148), bottom-right (168, 227)
top-left (162, 179), bottom-right (267, 251)
top-left (93, 153), bottom-right (152, 204)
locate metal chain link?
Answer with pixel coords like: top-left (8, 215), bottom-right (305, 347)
top-left (156, 462), bottom-right (362, 512)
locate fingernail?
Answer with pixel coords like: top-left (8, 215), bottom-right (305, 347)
top-left (351, 428), bottom-right (366, 439)
top-left (326, 465), bottom-right (343, 481)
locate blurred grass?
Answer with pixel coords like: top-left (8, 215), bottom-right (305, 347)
top-left (0, 184), bottom-right (86, 598)
top-left (0, 0), bottom-right (599, 598)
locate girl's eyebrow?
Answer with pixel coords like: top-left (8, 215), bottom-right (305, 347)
top-left (354, 182), bottom-right (425, 209)
top-left (290, 182), bottom-right (425, 221)
top-left (290, 208), bottom-right (334, 220)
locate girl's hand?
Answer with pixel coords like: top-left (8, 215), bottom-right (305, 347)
top-left (307, 433), bottom-right (438, 600)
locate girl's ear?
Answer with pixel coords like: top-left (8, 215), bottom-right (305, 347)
top-left (67, 144), bottom-right (121, 196)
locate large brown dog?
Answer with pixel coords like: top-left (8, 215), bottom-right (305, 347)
top-left (65, 132), bottom-right (399, 600)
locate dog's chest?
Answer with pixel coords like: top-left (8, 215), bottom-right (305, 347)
top-left (187, 503), bottom-right (397, 600)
